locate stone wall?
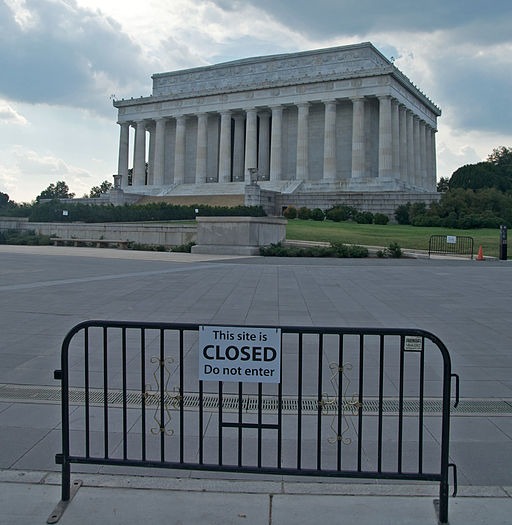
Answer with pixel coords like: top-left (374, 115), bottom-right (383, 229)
top-left (275, 191), bottom-right (441, 217)
top-left (0, 218), bottom-right (196, 248)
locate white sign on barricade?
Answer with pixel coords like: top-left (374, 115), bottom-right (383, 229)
top-left (199, 325), bottom-right (281, 383)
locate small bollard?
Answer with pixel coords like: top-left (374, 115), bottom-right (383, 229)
top-left (499, 225), bottom-right (507, 261)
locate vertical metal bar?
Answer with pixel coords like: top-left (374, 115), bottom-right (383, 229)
top-left (336, 334), bottom-right (344, 471)
top-left (377, 335), bottom-right (385, 473)
top-left (84, 327), bottom-right (90, 459)
top-left (103, 326), bottom-right (109, 459)
top-left (418, 338), bottom-right (425, 474)
top-left (179, 330), bottom-right (184, 464)
top-left (277, 365), bottom-right (283, 469)
top-left (257, 382), bottom-right (262, 468)
top-left (238, 382), bottom-right (243, 467)
top-left (199, 380), bottom-right (204, 465)
top-left (297, 333), bottom-right (303, 469)
top-left (398, 335), bottom-right (405, 473)
top-left (160, 329), bottom-right (165, 462)
top-left (122, 327), bottom-right (128, 460)
top-left (218, 381), bottom-right (223, 465)
top-left (439, 340), bottom-right (453, 524)
top-left (60, 332), bottom-right (72, 501)
top-left (357, 334), bottom-right (364, 472)
top-left (140, 329), bottom-right (146, 461)
top-left (317, 334), bottom-right (323, 471)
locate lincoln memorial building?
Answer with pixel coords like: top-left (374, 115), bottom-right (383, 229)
top-left (112, 42), bottom-right (441, 213)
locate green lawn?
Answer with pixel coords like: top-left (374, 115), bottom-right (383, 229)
top-left (286, 220), bottom-right (504, 258)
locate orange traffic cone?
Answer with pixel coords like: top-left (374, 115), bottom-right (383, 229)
top-left (476, 246), bottom-right (484, 261)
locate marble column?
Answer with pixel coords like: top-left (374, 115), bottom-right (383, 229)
top-left (406, 110), bottom-right (415, 187)
top-left (323, 100), bottom-right (337, 181)
top-left (269, 106), bottom-right (283, 181)
top-left (378, 95), bottom-right (393, 179)
top-left (147, 124), bottom-right (155, 185)
top-left (233, 114), bottom-right (245, 181)
top-left (413, 116), bottom-right (421, 187)
top-left (218, 111), bottom-right (232, 183)
top-left (196, 113), bottom-right (208, 184)
top-left (244, 109), bottom-right (258, 182)
top-left (258, 112), bottom-right (270, 180)
top-left (296, 103), bottom-right (309, 180)
top-left (425, 125), bottom-right (433, 190)
top-left (117, 122), bottom-right (130, 188)
top-left (431, 128), bottom-right (437, 189)
top-left (153, 118), bottom-right (167, 186)
top-left (398, 105), bottom-right (408, 182)
top-left (391, 99), bottom-right (400, 179)
top-left (174, 115), bottom-right (186, 184)
top-left (133, 120), bottom-right (147, 186)
top-left (351, 97), bottom-right (365, 179)
top-left (419, 121), bottom-right (427, 189)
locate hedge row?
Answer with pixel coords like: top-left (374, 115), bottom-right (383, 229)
top-left (25, 201), bottom-right (266, 223)
top-left (283, 205), bottom-right (389, 225)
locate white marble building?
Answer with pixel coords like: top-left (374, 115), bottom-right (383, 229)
top-left (113, 42), bottom-right (441, 202)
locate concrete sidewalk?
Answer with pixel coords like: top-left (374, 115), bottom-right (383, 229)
top-left (1, 470), bottom-right (512, 525)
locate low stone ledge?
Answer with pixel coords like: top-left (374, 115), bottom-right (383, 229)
top-left (191, 216), bottom-right (286, 255)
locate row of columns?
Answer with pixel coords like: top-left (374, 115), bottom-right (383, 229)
top-left (117, 97), bottom-right (437, 190)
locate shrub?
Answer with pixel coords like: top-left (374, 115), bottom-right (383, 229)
top-left (384, 242), bottom-right (402, 258)
top-left (325, 205), bottom-right (356, 222)
top-left (297, 207), bottom-right (311, 220)
top-left (394, 203), bottom-right (411, 225)
top-left (373, 213), bottom-right (389, 225)
top-left (283, 206), bottom-right (297, 219)
top-left (260, 241), bottom-right (368, 258)
top-left (170, 241), bottom-right (196, 253)
top-left (330, 242), bottom-right (368, 258)
top-left (354, 211), bottom-right (374, 224)
top-left (310, 208), bottom-right (325, 221)
top-left (0, 229), bottom-right (51, 246)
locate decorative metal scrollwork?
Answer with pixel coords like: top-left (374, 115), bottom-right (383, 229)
top-left (319, 362), bottom-right (362, 445)
top-left (144, 356), bottom-right (181, 436)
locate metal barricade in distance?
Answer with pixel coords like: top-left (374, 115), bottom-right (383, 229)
top-left (428, 235), bottom-right (474, 259)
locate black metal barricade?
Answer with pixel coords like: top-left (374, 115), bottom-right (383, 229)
top-left (429, 234), bottom-right (474, 258)
top-left (54, 321), bottom-right (459, 524)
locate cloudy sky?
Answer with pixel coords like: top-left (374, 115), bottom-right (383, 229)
top-left (1, 0), bottom-right (511, 202)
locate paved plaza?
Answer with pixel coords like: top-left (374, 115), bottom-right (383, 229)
top-left (0, 245), bottom-right (511, 524)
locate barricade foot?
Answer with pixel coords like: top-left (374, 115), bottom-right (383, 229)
top-left (47, 479), bottom-right (82, 524)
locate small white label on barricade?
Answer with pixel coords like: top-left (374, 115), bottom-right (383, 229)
top-left (404, 336), bottom-right (423, 352)
top-left (199, 326), bottom-right (281, 383)
top-left (446, 235), bottom-right (457, 244)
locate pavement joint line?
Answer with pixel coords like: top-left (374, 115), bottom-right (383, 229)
top-left (1, 383), bottom-right (512, 416)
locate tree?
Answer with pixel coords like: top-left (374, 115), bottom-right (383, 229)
top-left (487, 146), bottom-right (512, 168)
top-left (436, 177), bottom-right (450, 192)
top-left (36, 181), bottom-right (75, 202)
top-left (88, 180), bottom-right (113, 198)
top-left (449, 162), bottom-right (510, 191)
top-left (0, 192), bottom-right (10, 208)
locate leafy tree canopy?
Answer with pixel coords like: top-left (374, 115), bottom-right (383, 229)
top-left (88, 180), bottom-right (113, 198)
top-left (36, 181), bottom-right (75, 202)
top-left (449, 146), bottom-right (512, 192)
top-left (487, 146), bottom-right (512, 167)
top-left (0, 192), bottom-right (10, 207)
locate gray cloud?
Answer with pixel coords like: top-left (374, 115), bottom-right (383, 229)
top-left (0, 0), bottom-right (157, 115)
top-left (212, 0), bottom-right (512, 43)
